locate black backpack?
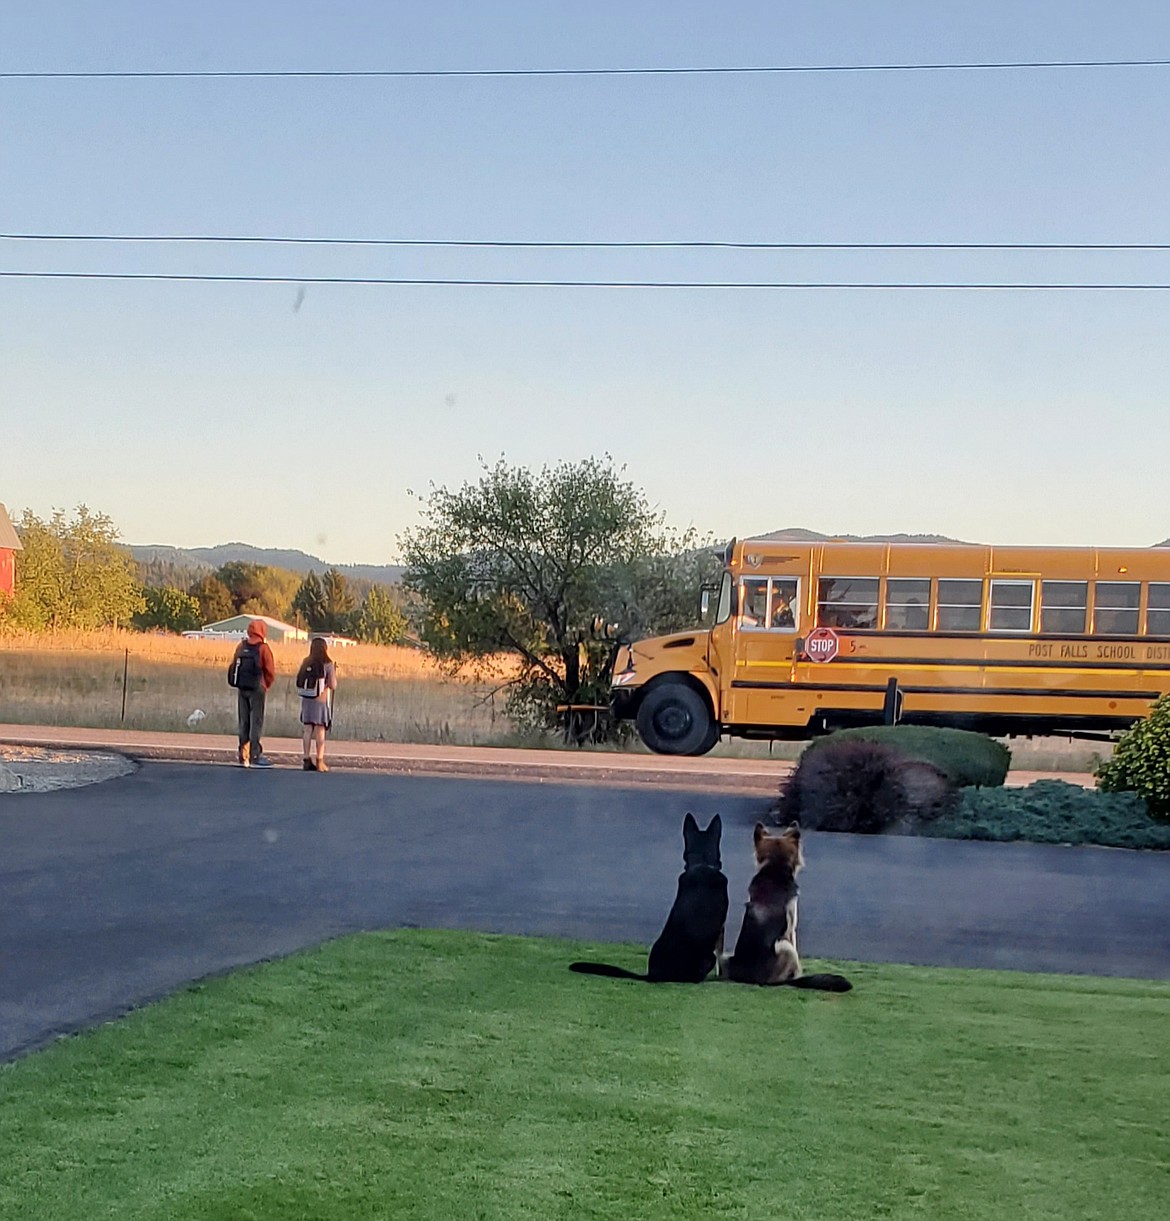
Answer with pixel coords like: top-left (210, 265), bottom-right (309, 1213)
top-left (295, 658), bottom-right (326, 697)
top-left (228, 641), bottom-right (262, 690)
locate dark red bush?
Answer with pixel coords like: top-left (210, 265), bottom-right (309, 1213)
top-left (776, 738), bottom-right (957, 834)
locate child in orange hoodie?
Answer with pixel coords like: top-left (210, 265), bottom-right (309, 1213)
top-left (232, 618), bottom-right (276, 767)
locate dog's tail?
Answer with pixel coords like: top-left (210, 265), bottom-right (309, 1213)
top-left (569, 961), bottom-right (649, 981)
top-left (784, 973), bottom-right (853, 993)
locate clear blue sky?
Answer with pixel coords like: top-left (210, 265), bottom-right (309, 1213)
top-left (2, 1), bottom-right (1168, 562)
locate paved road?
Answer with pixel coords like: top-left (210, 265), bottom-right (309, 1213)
top-left (2, 762), bottom-right (1166, 1061)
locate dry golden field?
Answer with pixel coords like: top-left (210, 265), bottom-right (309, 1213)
top-left (0, 630), bottom-right (1105, 768)
top-left (0, 631), bottom-right (512, 745)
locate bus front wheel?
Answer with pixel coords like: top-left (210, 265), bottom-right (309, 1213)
top-left (636, 683), bottom-right (716, 756)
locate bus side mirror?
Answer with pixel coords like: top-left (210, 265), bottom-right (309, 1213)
top-left (699, 584), bottom-right (717, 621)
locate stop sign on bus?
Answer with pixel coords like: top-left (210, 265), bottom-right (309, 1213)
top-left (805, 627), bottom-right (840, 663)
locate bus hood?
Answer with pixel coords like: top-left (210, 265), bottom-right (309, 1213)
top-left (611, 631), bottom-right (710, 687)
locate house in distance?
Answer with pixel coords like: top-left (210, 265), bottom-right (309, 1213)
top-left (0, 503), bottom-right (22, 599)
top-left (189, 614), bottom-right (309, 643)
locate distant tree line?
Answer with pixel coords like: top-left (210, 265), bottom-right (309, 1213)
top-left (182, 561), bottom-right (407, 642)
top-left (0, 506), bottom-right (408, 644)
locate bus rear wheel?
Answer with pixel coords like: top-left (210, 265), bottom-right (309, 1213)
top-left (636, 683), bottom-right (716, 756)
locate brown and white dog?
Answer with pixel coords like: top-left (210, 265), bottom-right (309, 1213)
top-left (719, 822), bottom-right (851, 992)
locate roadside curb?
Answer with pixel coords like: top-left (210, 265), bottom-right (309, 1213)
top-left (0, 726), bottom-right (1094, 795)
top-left (0, 730), bottom-right (791, 797)
top-left (141, 747), bottom-right (789, 795)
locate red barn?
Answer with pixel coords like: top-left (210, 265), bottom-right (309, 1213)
top-left (0, 503), bottom-right (21, 598)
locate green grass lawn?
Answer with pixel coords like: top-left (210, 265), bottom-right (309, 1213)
top-left (2, 932), bottom-right (1167, 1221)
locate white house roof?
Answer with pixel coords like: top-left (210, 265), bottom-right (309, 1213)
top-left (202, 614), bottom-right (302, 632)
top-left (0, 504), bottom-right (22, 551)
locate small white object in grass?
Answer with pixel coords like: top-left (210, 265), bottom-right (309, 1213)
top-left (187, 709), bottom-right (206, 727)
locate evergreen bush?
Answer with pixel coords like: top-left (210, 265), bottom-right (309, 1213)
top-left (1095, 696), bottom-right (1170, 822)
top-left (776, 738), bottom-right (957, 834)
top-left (926, 780), bottom-right (1170, 850)
top-left (802, 725), bottom-right (1010, 788)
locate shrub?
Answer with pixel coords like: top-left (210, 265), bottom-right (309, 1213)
top-left (1095, 696), bottom-right (1170, 822)
top-left (802, 725), bottom-right (1010, 788)
top-left (925, 780), bottom-right (1170, 851)
top-left (776, 738), bottom-right (957, 834)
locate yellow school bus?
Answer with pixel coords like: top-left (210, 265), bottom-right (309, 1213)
top-left (610, 538), bottom-right (1170, 755)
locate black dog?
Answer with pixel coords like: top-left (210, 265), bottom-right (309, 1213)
top-left (570, 813), bottom-right (729, 983)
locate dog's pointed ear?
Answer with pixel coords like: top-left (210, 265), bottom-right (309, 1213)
top-left (708, 813), bottom-right (722, 835)
top-left (753, 822), bottom-right (768, 844)
top-left (683, 812), bottom-right (699, 835)
top-left (787, 821), bottom-right (801, 839)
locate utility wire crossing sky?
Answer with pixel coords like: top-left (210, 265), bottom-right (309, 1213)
top-left (4, 56), bottom-right (1170, 78)
top-left (4, 2), bottom-right (1169, 559)
top-left (3, 234), bottom-right (1169, 250)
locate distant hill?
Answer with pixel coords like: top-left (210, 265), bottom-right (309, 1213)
top-left (751, 528), bottom-right (971, 545)
top-left (129, 542), bottom-right (403, 585)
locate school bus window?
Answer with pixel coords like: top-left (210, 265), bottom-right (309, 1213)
top-left (989, 580), bottom-right (1035, 633)
top-left (1146, 583), bottom-right (1170, 636)
top-left (936, 579), bottom-right (982, 631)
top-left (768, 579), bottom-right (798, 630)
top-left (739, 578), bottom-right (768, 627)
top-left (885, 578), bottom-right (930, 631)
top-left (816, 578), bottom-right (878, 629)
top-left (1093, 582), bottom-right (1140, 635)
top-left (1041, 581), bottom-right (1088, 634)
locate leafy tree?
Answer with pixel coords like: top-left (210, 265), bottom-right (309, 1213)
top-left (352, 584), bottom-right (408, 644)
top-left (291, 571), bottom-right (328, 632)
top-left (1096, 695), bottom-right (1170, 821)
top-left (3, 506), bottom-right (143, 631)
top-left (214, 562), bottom-right (299, 620)
top-left (400, 457), bottom-right (713, 733)
top-left (132, 586), bottom-right (202, 634)
top-left (186, 573), bottom-right (235, 624)
top-left (1, 515), bottom-right (63, 630)
top-left (321, 568), bottom-right (358, 632)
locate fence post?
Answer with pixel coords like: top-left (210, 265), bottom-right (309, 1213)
top-left (121, 648), bottom-right (129, 723)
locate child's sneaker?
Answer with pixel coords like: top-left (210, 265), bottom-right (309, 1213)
top-left (252, 755), bottom-right (275, 768)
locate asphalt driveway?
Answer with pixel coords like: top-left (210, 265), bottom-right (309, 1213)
top-left (2, 761), bottom-right (1167, 1060)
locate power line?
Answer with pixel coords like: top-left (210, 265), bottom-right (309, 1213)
top-left (2, 271), bottom-right (1168, 289)
top-left (2, 233), bottom-right (1168, 251)
top-left (2, 58), bottom-right (1169, 81)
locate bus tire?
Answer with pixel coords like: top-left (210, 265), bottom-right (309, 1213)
top-left (688, 721), bottom-right (721, 757)
top-left (636, 683), bottom-right (715, 756)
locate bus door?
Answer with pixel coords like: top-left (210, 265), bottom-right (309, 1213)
top-left (730, 575), bottom-right (805, 727)
top-left (703, 570), bottom-right (736, 721)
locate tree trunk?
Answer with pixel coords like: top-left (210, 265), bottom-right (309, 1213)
top-left (562, 646), bottom-right (581, 703)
